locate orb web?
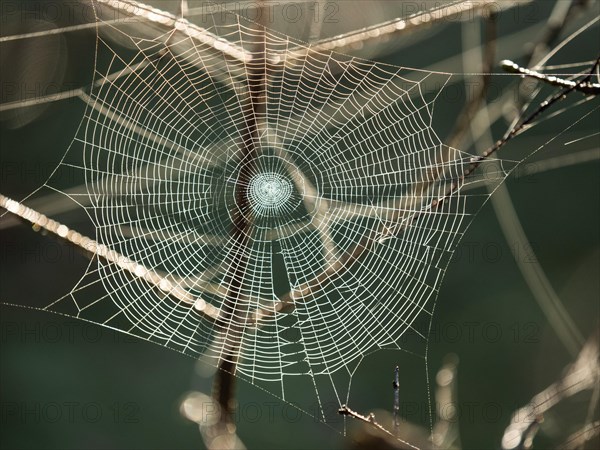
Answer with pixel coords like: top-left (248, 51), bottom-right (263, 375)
top-left (2, 0), bottom-right (528, 435)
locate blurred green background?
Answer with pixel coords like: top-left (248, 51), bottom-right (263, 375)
top-left (1, 1), bottom-right (599, 449)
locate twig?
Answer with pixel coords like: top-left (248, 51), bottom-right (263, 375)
top-left (0, 0), bottom-right (249, 63)
top-left (0, 194), bottom-right (221, 321)
top-left (559, 420), bottom-right (600, 449)
top-left (462, 57), bottom-right (600, 180)
top-left (501, 329), bottom-right (599, 450)
top-left (338, 404), bottom-right (419, 450)
top-left (502, 59), bottom-right (600, 95)
top-left (517, 415), bottom-right (544, 450)
top-left (280, 0), bottom-right (528, 65)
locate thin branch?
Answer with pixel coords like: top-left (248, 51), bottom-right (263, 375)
top-left (462, 57), bottom-right (600, 182)
top-left (0, 20), bottom-right (114, 43)
top-left (501, 329), bottom-right (599, 450)
top-left (338, 404), bottom-right (419, 450)
top-left (502, 59), bottom-right (600, 95)
top-left (559, 420), bottom-right (600, 449)
top-left (0, 0), bottom-right (251, 63)
top-left (0, 194), bottom-right (221, 321)
top-left (279, 0), bottom-right (530, 65)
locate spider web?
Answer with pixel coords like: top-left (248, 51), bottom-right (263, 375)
top-left (3, 0), bottom-right (526, 433)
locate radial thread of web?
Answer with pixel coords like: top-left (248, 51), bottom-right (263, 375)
top-left (38, 6), bottom-right (515, 429)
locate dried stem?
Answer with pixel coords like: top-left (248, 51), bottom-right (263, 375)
top-left (338, 404), bottom-right (419, 450)
top-left (467, 3), bottom-right (599, 358)
top-left (0, 194), bottom-right (221, 321)
top-left (502, 59), bottom-right (600, 95)
top-left (280, 0), bottom-right (527, 65)
top-left (559, 420), bottom-right (600, 449)
top-left (501, 328), bottom-right (599, 450)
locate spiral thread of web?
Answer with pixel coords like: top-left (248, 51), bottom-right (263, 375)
top-left (43, 14), bottom-right (509, 404)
